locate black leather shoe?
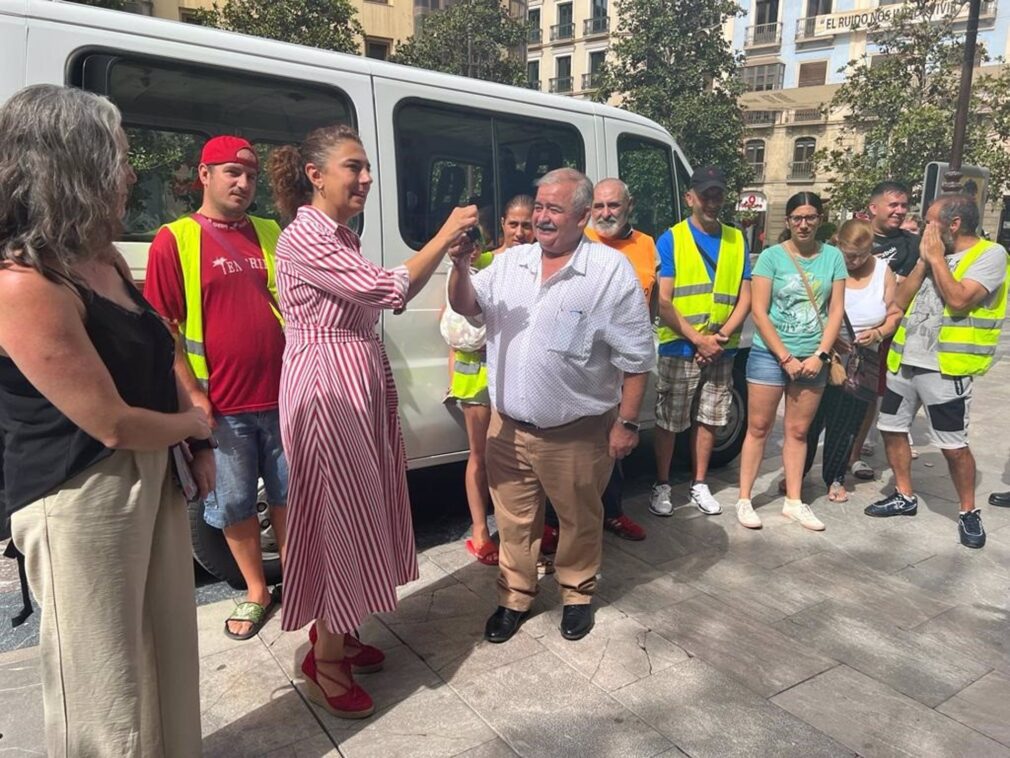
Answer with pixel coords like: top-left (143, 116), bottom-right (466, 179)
top-left (484, 606), bottom-right (529, 644)
top-left (989, 491), bottom-right (1010, 507)
top-left (560, 604), bottom-right (594, 641)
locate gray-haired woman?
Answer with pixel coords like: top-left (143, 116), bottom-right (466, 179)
top-left (0, 85), bottom-right (212, 756)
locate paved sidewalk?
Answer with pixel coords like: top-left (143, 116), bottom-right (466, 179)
top-left (4, 363), bottom-right (1010, 756)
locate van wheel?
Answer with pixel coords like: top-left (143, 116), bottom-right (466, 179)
top-left (189, 485), bottom-right (283, 589)
top-left (674, 351), bottom-right (749, 469)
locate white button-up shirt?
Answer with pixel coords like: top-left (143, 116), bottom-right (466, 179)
top-left (471, 236), bottom-right (656, 428)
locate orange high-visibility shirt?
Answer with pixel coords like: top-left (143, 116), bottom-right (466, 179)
top-left (585, 227), bottom-right (657, 305)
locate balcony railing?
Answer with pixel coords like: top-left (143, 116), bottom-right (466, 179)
top-left (789, 161), bottom-right (815, 180)
top-left (527, 79), bottom-right (542, 91)
top-left (582, 72), bottom-right (602, 90)
top-left (745, 22), bottom-right (781, 48)
top-left (583, 16), bottom-right (609, 35)
top-left (789, 108), bottom-right (824, 123)
top-left (743, 110), bottom-right (777, 127)
top-left (749, 164), bottom-right (766, 183)
top-left (528, 27), bottom-right (542, 44)
top-left (795, 16), bottom-right (820, 41)
top-left (549, 76), bottom-right (574, 93)
top-left (550, 22), bottom-right (574, 41)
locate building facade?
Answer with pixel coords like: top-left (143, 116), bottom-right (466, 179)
top-left (729, 0), bottom-right (1008, 236)
top-left (525, 0), bottom-right (612, 96)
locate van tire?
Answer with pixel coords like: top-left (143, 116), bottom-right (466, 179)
top-left (188, 498), bottom-right (283, 590)
top-left (675, 350), bottom-right (749, 469)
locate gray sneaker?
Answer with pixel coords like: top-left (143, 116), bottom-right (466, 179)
top-left (650, 483), bottom-right (674, 517)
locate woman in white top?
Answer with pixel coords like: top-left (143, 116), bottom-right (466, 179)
top-left (802, 219), bottom-right (903, 501)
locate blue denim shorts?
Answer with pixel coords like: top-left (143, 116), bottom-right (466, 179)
top-left (746, 346), bottom-right (827, 388)
top-left (203, 410), bottom-right (288, 529)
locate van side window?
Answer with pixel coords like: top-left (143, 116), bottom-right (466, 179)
top-left (616, 134), bottom-right (677, 240)
top-left (71, 53), bottom-right (355, 240)
top-left (673, 150), bottom-right (692, 225)
top-left (395, 101), bottom-right (584, 250)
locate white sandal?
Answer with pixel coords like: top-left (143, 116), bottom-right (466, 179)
top-left (850, 460), bottom-right (874, 481)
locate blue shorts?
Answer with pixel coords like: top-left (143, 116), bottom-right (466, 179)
top-left (746, 346), bottom-right (827, 388)
top-left (203, 410), bottom-right (288, 530)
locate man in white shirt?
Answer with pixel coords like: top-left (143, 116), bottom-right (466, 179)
top-left (448, 168), bottom-right (655, 643)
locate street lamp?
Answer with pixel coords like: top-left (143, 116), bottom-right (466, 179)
top-left (942, 0), bottom-right (982, 193)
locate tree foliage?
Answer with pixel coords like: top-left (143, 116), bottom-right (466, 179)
top-left (391, 0), bottom-right (528, 86)
top-left (596, 0), bottom-right (749, 194)
top-left (189, 0), bottom-right (363, 54)
top-left (814, 0), bottom-right (1010, 214)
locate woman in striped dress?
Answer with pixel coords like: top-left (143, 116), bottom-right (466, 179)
top-left (267, 125), bottom-right (477, 719)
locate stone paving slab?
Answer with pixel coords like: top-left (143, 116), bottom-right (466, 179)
top-left (6, 349), bottom-right (1010, 755)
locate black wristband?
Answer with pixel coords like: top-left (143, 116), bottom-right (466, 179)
top-left (187, 436), bottom-right (217, 453)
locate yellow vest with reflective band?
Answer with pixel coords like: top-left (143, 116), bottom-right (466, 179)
top-left (449, 251), bottom-right (494, 403)
top-left (163, 215), bottom-right (283, 389)
top-left (888, 239), bottom-right (1009, 377)
top-left (656, 220), bottom-right (746, 349)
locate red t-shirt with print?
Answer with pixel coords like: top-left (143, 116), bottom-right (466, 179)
top-left (144, 215), bottom-right (285, 416)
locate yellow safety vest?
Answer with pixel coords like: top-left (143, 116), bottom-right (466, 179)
top-left (162, 214), bottom-right (283, 388)
top-left (449, 251), bottom-right (494, 403)
top-left (888, 239), bottom-right (1009, 377)
top-left (656, 220), bottom-right (746, 349)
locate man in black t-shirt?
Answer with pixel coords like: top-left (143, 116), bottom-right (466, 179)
top-left (868, 180), bottom-right (920, 280)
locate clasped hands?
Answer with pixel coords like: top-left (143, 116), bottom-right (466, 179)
top-left (693, 331), bottom-right (729, 366)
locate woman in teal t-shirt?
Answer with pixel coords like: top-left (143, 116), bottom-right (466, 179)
top-left (736, 192), bottom-right (846, 533)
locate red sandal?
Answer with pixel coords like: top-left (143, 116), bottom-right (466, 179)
top-left (308, 623), bottom-right (385, 673)
top-left (465, 538), bottom-right (499, 566)
top-left (300, 647), bottom-right (374, 719)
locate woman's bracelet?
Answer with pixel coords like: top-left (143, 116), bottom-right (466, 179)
top-left (778, 353), bottom-right (794, 366)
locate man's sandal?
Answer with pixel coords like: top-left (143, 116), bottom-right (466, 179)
top-left (224, 598), bottom-right (276, 641)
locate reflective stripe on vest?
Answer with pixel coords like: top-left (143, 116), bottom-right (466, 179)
top-left (449, 350), bottom-right (488, 402)
top-left (888, 239), bottom-right (1009, 377)
top-left (164, 215), bottom-right (283, 388)
top-left (656, 220), bottom-right (746, 349)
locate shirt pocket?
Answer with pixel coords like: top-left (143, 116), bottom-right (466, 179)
top-left (545, 307), bottom-right (592, 360)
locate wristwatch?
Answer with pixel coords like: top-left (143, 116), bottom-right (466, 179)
top-left (618, 417), bottom-right (640, 433)
top-left (817, 351), bottom-right (832, 363)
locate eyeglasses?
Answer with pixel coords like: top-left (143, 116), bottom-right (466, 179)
top-left (787, 214), bottom-right (820, 225)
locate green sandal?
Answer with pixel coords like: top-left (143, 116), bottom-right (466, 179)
top-left (224, 599), bottom-right (276, 641)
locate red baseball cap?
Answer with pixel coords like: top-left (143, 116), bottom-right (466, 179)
top-left (200, 135), bottom-right (258, 168)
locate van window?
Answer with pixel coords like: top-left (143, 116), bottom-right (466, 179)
top-left (71, 53), bottom-right (355, 240)
top-left (616, 134), bottom-right (677, 240)
top-left (395, 101), bottom-right (584, 250)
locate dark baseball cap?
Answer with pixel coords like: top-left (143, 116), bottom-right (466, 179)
top-left (691, 165), bottom-right (727, 193)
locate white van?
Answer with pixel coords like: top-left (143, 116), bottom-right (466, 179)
top-left (1, 0), bottom-right (749, 583)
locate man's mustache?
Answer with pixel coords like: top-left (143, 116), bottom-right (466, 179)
top-left (536, 223), bottom-right (558, 232)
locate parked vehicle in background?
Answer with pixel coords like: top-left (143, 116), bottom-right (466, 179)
top-left (1, 0), bottom-right (749, 585)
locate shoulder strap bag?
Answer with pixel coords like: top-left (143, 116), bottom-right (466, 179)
top-left (784, 244), bottom-right (848, 387)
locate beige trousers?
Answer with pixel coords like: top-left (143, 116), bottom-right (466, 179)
top-left (486, 410), bottom-right (615, 609)
top-left (10, 450), bottom-right (201, 758)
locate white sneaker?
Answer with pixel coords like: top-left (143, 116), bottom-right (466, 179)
top-left (690, 482), bottom-right (722, 515)
top-left (650, 483), bottom-right (674, 517)
top-left (782, 499), bottom-right (825, 531)
top-left (736, 499), bottom-right (762, 529)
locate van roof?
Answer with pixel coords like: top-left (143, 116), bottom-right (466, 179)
top-left (12, 0), bottom-right (669, 137)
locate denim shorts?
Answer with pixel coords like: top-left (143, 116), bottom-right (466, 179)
top-left (746, 346), bottom-right (827, 388)
top-left (203, 410), bottom-right (288, 529)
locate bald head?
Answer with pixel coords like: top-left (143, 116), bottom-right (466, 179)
top-left (592, 177), bottom-right (633, 239)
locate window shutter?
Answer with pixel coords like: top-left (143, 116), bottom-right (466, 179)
top-left (798, 61), bottom-right (827, 88)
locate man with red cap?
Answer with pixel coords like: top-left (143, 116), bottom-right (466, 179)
top-left (146, 135), bottom-right (288, 640)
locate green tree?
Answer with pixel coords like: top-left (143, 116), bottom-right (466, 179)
top-left (391, 0), bottom-right (528, 86)
top-left (596, 0), bottom-right (749, 194)
top-left (189, 0), bottom-right (363, 54)
top-left (814, 0), bottom-right (1010, 214)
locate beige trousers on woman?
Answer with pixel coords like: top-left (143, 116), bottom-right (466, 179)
top-left (10, 449), bottom-right (201, 758)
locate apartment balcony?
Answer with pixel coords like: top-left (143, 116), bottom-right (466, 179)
top-left (528, 27), bottom-right (542, 45)
top-left (795, 16), bottom-right (821, 42)
top-left (581, 72), bottom-right (602, 91)
top-left (527, 79), bottom-right (542, 91)
top-left (749, 164), bottom-right (766, 183)
top-left (549, 76), bottom-right (574, 94)
top-left (583, 16), bottom-right (609, 36)
top-left (744, 22), bottom-right (781, 49)
top-left (786, 108), bottom-right (825, 123)
top-left (743, 110), bottom-right (777, 127)
top-left (549, 22), bottom-right (574, 41)
top-left (788, 161), bottom-right (815, 181)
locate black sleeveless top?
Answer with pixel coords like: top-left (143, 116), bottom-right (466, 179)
top-left (0, 270), bottom-right (178, 518)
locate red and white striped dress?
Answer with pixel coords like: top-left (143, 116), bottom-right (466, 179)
top-left (276, 205), bottom-right (418, 634)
